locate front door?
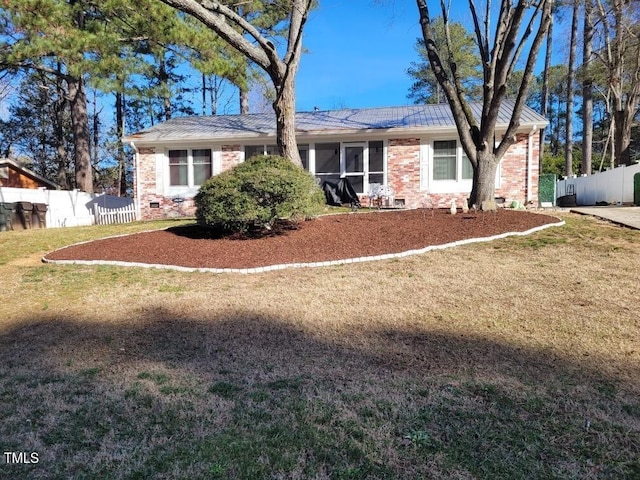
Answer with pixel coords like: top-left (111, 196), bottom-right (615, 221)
top-left (343, 143), bottom-right (365, 194)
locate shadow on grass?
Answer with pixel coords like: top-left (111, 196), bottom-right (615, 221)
top-left (1, 309), bottom-right (638, 479)
top-left (165, 220), bottom-right (302, 241)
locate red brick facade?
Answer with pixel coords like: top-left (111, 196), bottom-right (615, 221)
top-left (222, 145), bottom-right (243, 171)
top-left (386, 138), bottom-right (423, 207)
top-left (355, 133), bottom-right (539, 209)
top-left (134, 146), bottom-right (197, 220)
top-left (135, 133), bottom-right (540, 220)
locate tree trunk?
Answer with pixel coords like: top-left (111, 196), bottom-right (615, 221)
top-left (54, 72), bottom-right (69, 189)
top-left (539, 4), bottom-right (554, 173)
top-left (158, 0), bottom-right (310, 166)
top-left (469, 150), bottom-right (498, 207)
top-left (116, 90), bottom-right (127, 196)
top-left (582, 0), bottom-right (594, 175)
top-left (272, 74), bottom-right (301, 167)
top-left (91, 90), bottom-right (99, 175)
top-left (202, 72), bottom-right (207, 116)
top-left (565, 0), bottom-right (579, 177)
top-left (239, 86), bottom-right (250, 114)
top-left (68, 75), bottom-right (93, 193)
top-left (159, 57), bottom-right (172, 121)
top-left (613, 109), bottom-right (632, 166)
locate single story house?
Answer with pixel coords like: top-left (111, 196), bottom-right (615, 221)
top-left (0, 158), bottom-right (58, 190)
top-left (124, 100), bottom-right (547, 220)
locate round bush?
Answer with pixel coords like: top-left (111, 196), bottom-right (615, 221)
top-left (194, 155), bottom-right (325, 233)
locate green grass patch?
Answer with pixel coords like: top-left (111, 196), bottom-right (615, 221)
top-left (0, 213), bottom-right (638, 478)
top-left (208, 381), bottom-right (242, 399)
top-left (137, 371), bottom-right (170, 385)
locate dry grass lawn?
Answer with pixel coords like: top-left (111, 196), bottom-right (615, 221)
top-left (0, 212), bottom-right (638, 479)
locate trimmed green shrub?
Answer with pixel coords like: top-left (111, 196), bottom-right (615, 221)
top-left (194, 155), bottom-right (325, 233)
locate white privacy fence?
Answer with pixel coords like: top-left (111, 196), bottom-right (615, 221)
top-left (0, 187), bottom-right (138, 228)
top-left (556, 163), bottom-right (640, 205)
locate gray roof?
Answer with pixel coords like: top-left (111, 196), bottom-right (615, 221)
top-left (124, 100), bottom-right (548, 144)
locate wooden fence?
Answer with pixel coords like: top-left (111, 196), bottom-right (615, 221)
top-left (94, 203), bottom-right (137, 225)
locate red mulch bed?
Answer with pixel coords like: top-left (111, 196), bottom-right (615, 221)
top-left (45, 209), bottom-right (560, 269)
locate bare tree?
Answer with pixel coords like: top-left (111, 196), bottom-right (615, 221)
top-left (565, 0), bottom-right (579, 177)
top-left (595, 0), bottom-right (640, 166)
top-left (582, 0), bottom-right (595, 175)
top-left (416, 0), bottom-right (552, 207)
top-left (158, 0), bottom-right (313, 167)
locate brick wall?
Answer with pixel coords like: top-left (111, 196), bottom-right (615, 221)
top-left (137, 144), bottom-right (246, 220)
top-left (370, 133), bottom-right (539, 209)
top-left (136, 133), bottom-right (540, 219)
top-left (497, 133), bottom-right (538, 205)
top-left (136, 146), bottom-right (198, 220)
top-left (386, 138), bottom-right (423, 207)
top-left (222, 145), bottom-right (243, 171)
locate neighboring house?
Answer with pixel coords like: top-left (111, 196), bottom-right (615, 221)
top-left (0, 158), bottom-right (58, 190)
top-left (124, 100), bottom-right (547, 220)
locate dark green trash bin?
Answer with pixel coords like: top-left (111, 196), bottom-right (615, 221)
top-left (16, 201), bottom-right (33, 230)
top-left (32, 203), bottom-right (48, 228)
top-left (634, 173), bottom-right (640, 206)
top-left (0, 202), bottom-right (15, 232)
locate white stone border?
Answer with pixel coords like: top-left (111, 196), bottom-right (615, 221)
top-left (42, 218), bottom-right (566, 274)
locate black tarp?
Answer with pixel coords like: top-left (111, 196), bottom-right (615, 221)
top-left (321, 178), bottom-right (361, 207)
top-left (556, 194), bottom-right (577, 207)
top-left (322, 181), bottom-right (342, 206)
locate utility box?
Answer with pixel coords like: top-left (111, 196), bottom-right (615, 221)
top-left (634, 173), bottom-right (640, 206)
top-left (539, 173), bottom-right (557, 206)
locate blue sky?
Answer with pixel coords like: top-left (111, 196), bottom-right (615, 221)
top-left (296, 1), bottom-right (422, 111)
top-left (293, 0), bottom-right (570, 113)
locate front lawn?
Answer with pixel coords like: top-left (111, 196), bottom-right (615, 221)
top-left (0, 212), bottom-right (638, 479)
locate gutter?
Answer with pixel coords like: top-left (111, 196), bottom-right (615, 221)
top-left (129, 141), bottom-right (142, 221)
top-left (527, 125), bottom-right (538, 204)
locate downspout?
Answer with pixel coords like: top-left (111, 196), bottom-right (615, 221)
top-left (527, 125), bottom-right (538, 204)
top-left (130, 141), bottom-right (142, 221)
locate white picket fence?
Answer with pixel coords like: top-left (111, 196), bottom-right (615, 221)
top-left (556, 163), bottom-right (640, 205)
top-left (94, 203), bottom-right (137, 225)
top-left (0, 186), bottom-right (138, 228)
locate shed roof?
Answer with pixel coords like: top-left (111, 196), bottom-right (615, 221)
top-left (124, 100), bottom-right (548, 144)
top-left (0, 158), bottom-right (58, 189)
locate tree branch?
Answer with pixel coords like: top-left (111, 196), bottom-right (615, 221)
top-left (496, 0), bottom-right (552, 160)
top-left (158, 0), bottom-right (275, 73)
top-left (416, 0), bottom-right (478, 161)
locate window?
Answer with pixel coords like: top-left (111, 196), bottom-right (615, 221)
top-left (432, 140), bottom-right (474, 182)
top-left (368, 140), bottom-right (384, 185)
top-left (298, 144), bottom-right (309, 171)
top-left (245, 145), bottom-right (262, 160)
top-left (462, 153), bottom-right (473, 180)
top-left (238, 141), bottom-right (387, 195)
top-left (315, 143), bottom-right (341, 184)
top-left (193, 149), bottom-right (212, 185)
top-left (168, 148), bottom-right (213, 187)
top-left (245, 145), bottom-right (278, 159)
top-left (433, 140), bottom-right (457, 181)
top-left (169, 150), bottom-right (188, 186)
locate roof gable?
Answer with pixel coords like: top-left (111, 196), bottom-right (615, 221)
top-left (124, 100), bottom-right (548, 144)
